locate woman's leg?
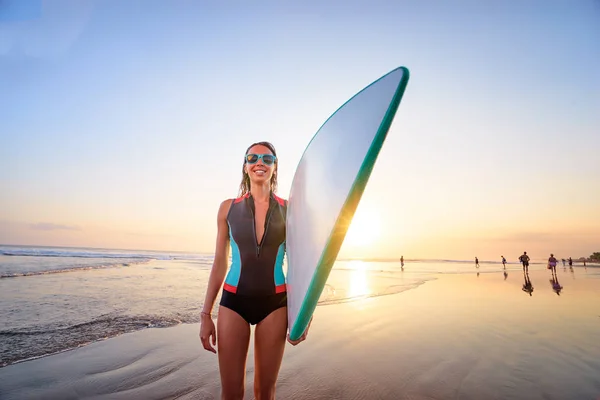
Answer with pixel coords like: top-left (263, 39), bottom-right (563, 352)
top-left (253, 307), bottom-right (287, 400)
top-left (217, 306), bottom-right (251, 400)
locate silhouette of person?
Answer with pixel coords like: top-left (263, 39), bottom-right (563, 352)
top-left (475, 257), bottom-right (479, 268)
top-left (519, 251), bottom-right (530, 273)
top-left (501, 256), bottom-right (507, 269)
top-left (548, 253), bottom-right (558, 274)
top-left (400, 255), bottom-right (404, 270)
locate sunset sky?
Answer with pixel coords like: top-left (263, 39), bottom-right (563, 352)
top-left (1, 0), bottom-right (599, 261)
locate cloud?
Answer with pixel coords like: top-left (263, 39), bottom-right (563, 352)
top-left (126, 232), bottom-right (178, 238)
top-left (29, 222), bottom-right (81, 231)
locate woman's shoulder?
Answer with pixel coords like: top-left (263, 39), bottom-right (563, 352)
top-left (221, 198), bottom-right (234, 206)
top-left (272, 193), bottom-right (288, 206)
top-left (217, 198), bottom-right (235, 217)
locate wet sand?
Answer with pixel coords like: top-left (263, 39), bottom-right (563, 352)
top-left (1, 267), bottom-right (599, 399)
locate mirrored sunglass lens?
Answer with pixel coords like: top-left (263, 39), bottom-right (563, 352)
top-left (262, 155), bottom-right (275, 164)
top-left (246, 154), bottom-right (258, 163)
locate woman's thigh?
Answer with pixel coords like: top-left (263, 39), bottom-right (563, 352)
top-left (217, 306), bottom-right (251, 399)
top-left (253, 306), bottom-right (288, 397)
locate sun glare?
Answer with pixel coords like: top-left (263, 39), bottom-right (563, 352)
top-left (347, 260), bottom-right (370, 298)
top-left (343, 208), bottom-right (381, 248)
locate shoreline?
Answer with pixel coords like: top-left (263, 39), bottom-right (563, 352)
top-left (1, 268), bottom-right (434, 369)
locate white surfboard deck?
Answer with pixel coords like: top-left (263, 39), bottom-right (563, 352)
top-left (286, 66), bottom-right (410, 340)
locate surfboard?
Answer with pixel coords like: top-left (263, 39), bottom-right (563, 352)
top-left (286, 66), bottom-right (410, 341)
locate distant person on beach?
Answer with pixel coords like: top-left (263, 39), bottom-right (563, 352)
top-left (519, 251), bottom-right (530, 272)
top-left (475, 257), bottom-right (479, 268)
top-left (568, 257), bottom-right (575, 275)
top-left (548, 254), bottom-right (558, 273)
top-left (562, 258), bottom-right (566, 267)
top-left (400, 256), bottom-right (404, 269)
top-left (199, 142), bottom-right (309, 399)
top-left (501, 256), bottom-right (507, 268)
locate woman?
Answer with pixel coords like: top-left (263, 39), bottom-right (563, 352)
top-left (199, 141), bottom-right (309, 400)
top-left (548, 253), bottom-right (558, 273)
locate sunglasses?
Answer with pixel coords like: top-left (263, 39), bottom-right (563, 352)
top-left (245, 153), bottom-right (277, 166)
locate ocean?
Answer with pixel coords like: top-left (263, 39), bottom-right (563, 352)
top-left (0, 244), bottom-right (593, 368)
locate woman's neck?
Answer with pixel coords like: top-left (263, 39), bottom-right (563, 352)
top-left (250, 184), bottom-right (271, 203)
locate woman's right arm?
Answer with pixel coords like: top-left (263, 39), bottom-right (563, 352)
top-left (202, 199), bottom-right (233, 315)
top-left (199, 199), bottom-right (232, 353)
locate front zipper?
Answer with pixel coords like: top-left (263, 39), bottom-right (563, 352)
top-left (247, 199), bottom-right (259, 257)
top-left (259, 205), bottom-right (274, 258)
top-left (247, 197), bottom-right (274, 258)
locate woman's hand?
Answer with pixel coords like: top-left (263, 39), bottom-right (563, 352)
top-left (199, 313), bottom-right (217, 353)
top-left (287, 317), bottom-right (312, 346)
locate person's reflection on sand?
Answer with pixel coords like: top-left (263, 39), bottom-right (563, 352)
top-left (522, 271), bottom-right (534, 296)
top-left (550, 269), bottom-right (563, 295)
top-left (503, 270), bottom-right (508, 280)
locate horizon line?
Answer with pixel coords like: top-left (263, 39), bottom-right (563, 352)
top-left (0, 243), bottom-right (594, 263)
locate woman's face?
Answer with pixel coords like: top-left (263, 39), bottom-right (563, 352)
top-left (244, 144), bottom-right (276, 186)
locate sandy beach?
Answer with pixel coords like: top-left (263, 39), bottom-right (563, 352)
top-left (1, 266), bottom-right (599, 400)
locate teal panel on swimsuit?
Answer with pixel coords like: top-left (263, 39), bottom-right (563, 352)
top-left (225, 225), bottom-right (242, 287)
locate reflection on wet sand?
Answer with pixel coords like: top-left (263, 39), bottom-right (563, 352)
top-left (550, 268), bottom-right (563, 295)
top-left (522, 271), bottom-right (534, 296)
top-left (348, 261), bottom-right (369, 298)
top-left (2, 262), bottom-right (600, 400)
top-left (316, 261), bottom-right (431, 306)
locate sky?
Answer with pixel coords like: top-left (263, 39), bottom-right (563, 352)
top-left (1, 0), bottom-right (599, 261)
